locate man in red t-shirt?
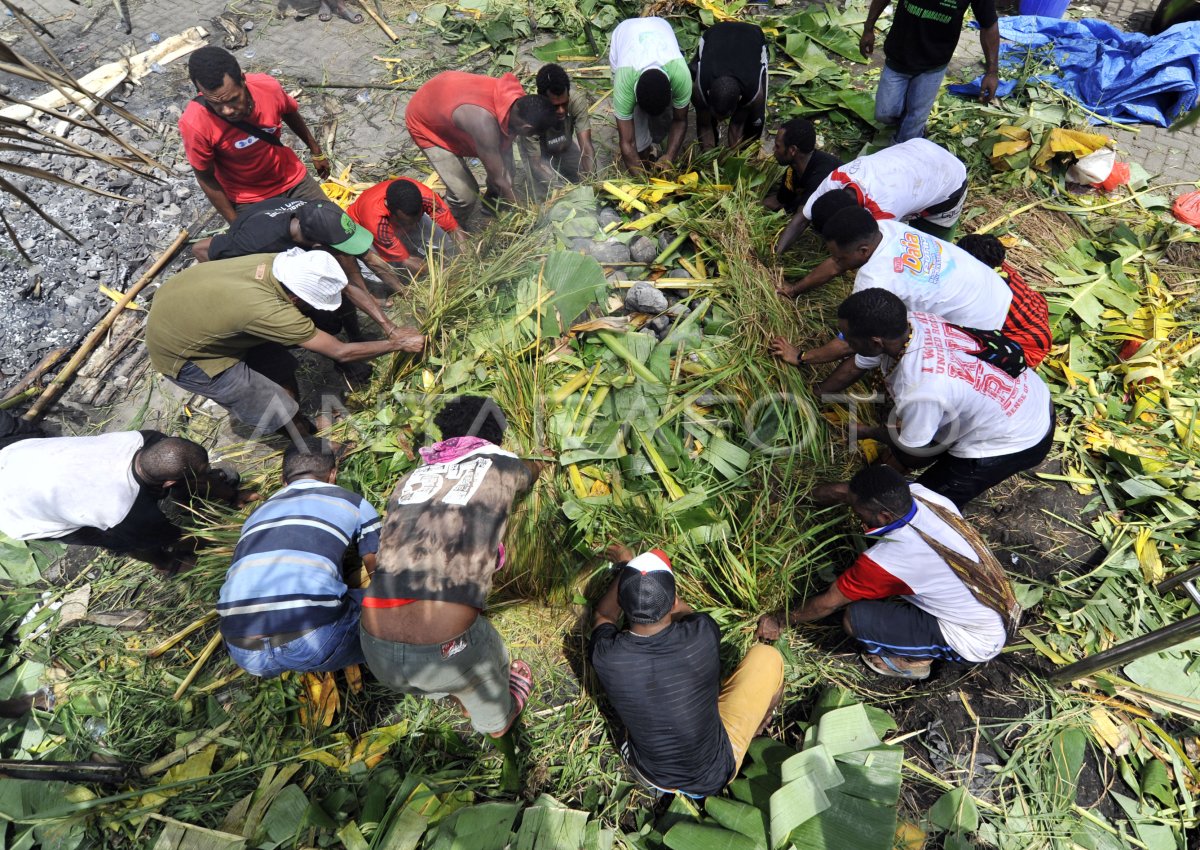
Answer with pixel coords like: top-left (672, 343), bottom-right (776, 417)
top-left (405, 71), bottom-right (557, 223)
top-left (347, 178), bottom-right (467, 275)
top-left (180, 46), bottom-right (330, 223)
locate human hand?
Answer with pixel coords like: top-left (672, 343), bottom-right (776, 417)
top-left (775, 280), bottom-right (800, 299)
top-left (651, 155), bottom-right (673, 173)
top-left (605, 542), bottom-right (635, 564)
top-left (810, 482), bottom-right (850, 506)
top-left (312, 153), bottom-right (332, 179)
top-left (979, 72), bottom-right (1000, 103)
top-left (768, 336), bottom-right (802, 366)
top-left (859, 28), bottom-right (875, 58)
top-left (236, 489), bottom-right (261, 509)
top-left (756, 614), bottom-right (783, 642)
top-left (389, 327), bottom-right (425, 353)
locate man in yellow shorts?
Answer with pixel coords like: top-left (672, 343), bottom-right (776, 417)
top-left (589, 543), bottom-right (785, 798)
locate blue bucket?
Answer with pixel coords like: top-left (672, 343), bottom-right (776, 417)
top-left (1018, 0), bottom-right (1070, 17)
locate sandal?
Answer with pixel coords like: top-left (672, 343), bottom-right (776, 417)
top-left (508, 659), bottom-right (533, 716)
top-left (862, 653), bottom-right (931, 680)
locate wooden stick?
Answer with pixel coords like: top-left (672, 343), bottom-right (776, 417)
top-left (147, 611), bottom-right (217, 659)
top-left (172, 630), bottom-right (223, 701)
top-left (23, 228), bottom-right (189, 422)
top-left (1, 346), bottom-right (69, 402)
top-left (360, 2), bottom-right (398, 41)
top-left (139, 720), bottom-right (232, 777)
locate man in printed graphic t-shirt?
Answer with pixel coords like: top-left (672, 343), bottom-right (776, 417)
top-left (361, 396), bottom-right (551, 741)
top-left (775, 138), bottom-right (967, 261)
top-left (179, 46), bottom-right (330, 223)
top-left (774, 207), bottom-right (1050, 372)
top-left (861, 0), bottom-right (1000, 143)
top-left (809, 289), bottom-right (1055, 507)
top-left (346, 178), bottom-right (467, 276)
top-left (757, 466), bottom-right (1012, 680)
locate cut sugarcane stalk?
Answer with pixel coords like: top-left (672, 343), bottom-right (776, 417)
top-left (147, 612), bottom-right (217, 658)
top-left (635, 427), bottom-right (685, 501)
top-left (567, 464), bottom-right (589, 498)
top-left (597, 331), bottom-right (662, 385)
top-left (654, 232), bottom-right (690, 265)
top-left (173, 630), bottom-right (223, 700)
top-left (551, 367), bottom-right (593, 406)
top-left (601, 181), bottom-right (648, 213)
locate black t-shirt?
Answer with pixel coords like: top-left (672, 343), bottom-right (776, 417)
top-left (589, 613), bottom-right (734, 796)
top-left (775, 149), bottom-right (843, 214)
top-left (208, 197), bottom-right (308, 260)
top-left (693, 22), bottom-right (768, 111)
top-left (883, 0), bottom-right (998, 74)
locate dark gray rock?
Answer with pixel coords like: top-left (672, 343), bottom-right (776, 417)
top-left (587, 239), bottom-right (631, 264)
top-left (629, 235), bottom-right (658, 264)
top-left (624, 282), bottom-right (668, 314)
top-left (598, 206), bottom-right (622, 228)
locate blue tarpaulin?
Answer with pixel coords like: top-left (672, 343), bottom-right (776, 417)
top-left (996, 16), bottom-right (1200, 127)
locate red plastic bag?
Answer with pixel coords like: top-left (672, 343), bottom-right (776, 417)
top-left (1174, 191), bottom-right (1200, 227)
top-left (1096, 161), bottom-right (1130, 192)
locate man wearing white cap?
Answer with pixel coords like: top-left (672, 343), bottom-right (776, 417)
top-left (589, 543), bottom-right (785, 798)
top-left (147, 249), bottom-right (424, 438)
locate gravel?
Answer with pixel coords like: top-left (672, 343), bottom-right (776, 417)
top-left (629, 235), bottom-right (658, 264)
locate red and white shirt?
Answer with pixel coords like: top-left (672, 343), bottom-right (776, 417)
top-left (802, 138), bottom-right (966, 222)
top-left (855, 312), bottom-right (1052, 458)
top-left (346, 178), bottom-right (459, 263)
top-left (179, 74), bottom-right (308, 205)
top-left (836, 484), bottom-right (1005, 662)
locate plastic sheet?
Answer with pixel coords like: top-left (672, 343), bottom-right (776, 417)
top-left (997, 16), bottom-right (1200, 126)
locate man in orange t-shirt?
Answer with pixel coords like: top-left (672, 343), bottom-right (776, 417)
top-left (347, 178), bottom-right (467, 275)
top-left (405, 71), bottom-right (557, 223)
top-left (180, 47), bottom-right (329, 223)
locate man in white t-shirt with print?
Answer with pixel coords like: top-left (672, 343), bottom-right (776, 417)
top-left (810, 288), bottom-right (1054, 507)
top-left (775, 137), bottom-right (967, 260)
top-left (609, 17), bottom-right (692, 175)
top-left (756, 465), bottom-right (1011, 680)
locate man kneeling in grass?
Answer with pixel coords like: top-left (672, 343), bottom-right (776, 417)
top-left (219, 438), bottom-right (380, 676)
top-left (360, 396), bottom-right (551, 740)
top-left (590, 544), bottom-right (784, 798)
top-left (757, 466), bottom-right (1017, 681)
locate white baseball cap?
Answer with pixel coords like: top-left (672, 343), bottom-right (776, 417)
top-left (272, 248), bottom-right (347, 311)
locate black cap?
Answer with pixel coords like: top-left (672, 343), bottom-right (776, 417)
top-left (297, 201), bottom-right (373, 255)
top-left (617, 550), bottom-right (675, 624)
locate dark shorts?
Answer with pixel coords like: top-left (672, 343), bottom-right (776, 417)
top-left (848, 600), bottom-right (964, 662)
top-left (233, 173), bottom-right (329, 214)
top-left (892, 411), bottom-right (1056, 509)
top-left (168, 344), bottom-right (299, 435)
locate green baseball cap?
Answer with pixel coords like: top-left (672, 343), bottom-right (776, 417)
top-left (298, 201), bottom-right (374, 255)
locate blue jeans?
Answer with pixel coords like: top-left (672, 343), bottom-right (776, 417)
top-left (225, 593), bottom-right (366, 678)
top-left (874, 63), bottom-right (947, 143)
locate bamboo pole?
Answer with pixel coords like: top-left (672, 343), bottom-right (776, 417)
top-left (361, 3), bottom-right (398, 41)
top-left (172, 629), bottom-right (223, 700)
top-left (22, 228), bottom-right (188, 422)
top-left (1, 346), bottom-right (69, 402)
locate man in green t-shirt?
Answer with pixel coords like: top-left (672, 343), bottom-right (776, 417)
top-left (608, 17), bottom-right (692, 175)
top-left (147, 249), bottom-right (424, 438)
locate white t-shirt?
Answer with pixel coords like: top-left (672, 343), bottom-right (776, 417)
top-left (837, 484), bottom-right (1006, 662)
top-left (854, 312), bottom-right (1052, 458)
top-left (802, 138), bottom-right (967, 221)
top-left (853, 220), bottom-right (1012, 330)
top-left (609, 17), bottom-right (685, 74)
top-left (0, 431), bottom-right (145, 539)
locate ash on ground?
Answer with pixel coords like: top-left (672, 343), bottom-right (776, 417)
top-left (0, 90), bottom-right (203, 390)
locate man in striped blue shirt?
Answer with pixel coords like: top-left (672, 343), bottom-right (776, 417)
top-left (218, 438), bottom-right (381, 676)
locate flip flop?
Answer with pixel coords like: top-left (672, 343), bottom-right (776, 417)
top-left (862, 653), bottom-right (931, 680)
top-left (508, 659), bottom-right (533, 716)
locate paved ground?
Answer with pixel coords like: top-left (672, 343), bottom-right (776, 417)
top-left (947, 0), bottom-right (1200, 185)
